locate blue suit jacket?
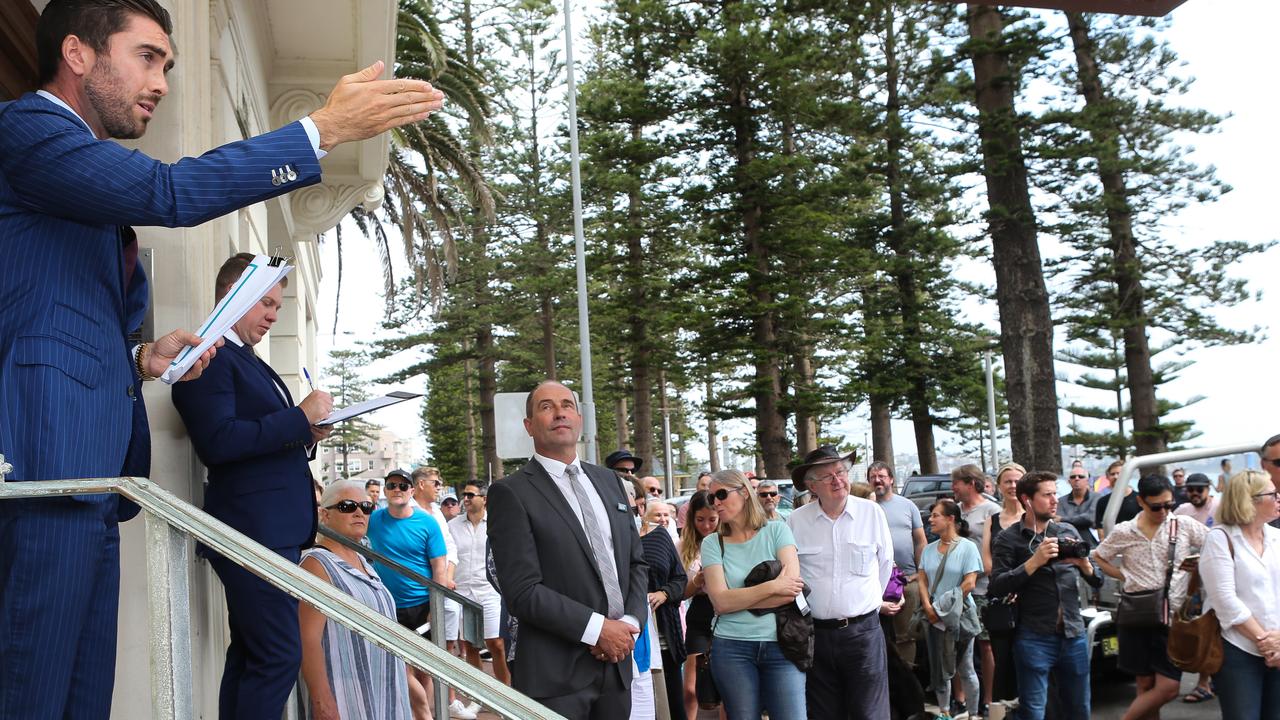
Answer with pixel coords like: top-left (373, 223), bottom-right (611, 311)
top-left (0, 92), bottom-right (320, 514)
top-left (171, 340), bottom-right (317, 550)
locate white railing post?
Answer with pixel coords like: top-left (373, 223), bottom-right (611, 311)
top-left (145, 509), bottom-right (194, 720)
top-left (0, 454), bottom-right (12, 482)
top-left (431, 595), bottom-right (451, 720)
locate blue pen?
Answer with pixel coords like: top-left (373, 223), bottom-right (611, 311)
top-left (303, 367), bottom-right (316, 392)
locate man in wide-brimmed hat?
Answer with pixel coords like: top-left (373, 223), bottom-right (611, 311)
top-left (787, 445), bottom-right (894, 720)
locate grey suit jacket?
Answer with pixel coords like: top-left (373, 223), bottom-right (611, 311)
top-left (487, 458), bottom-right (649, 699)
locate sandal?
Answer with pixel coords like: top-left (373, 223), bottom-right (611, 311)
top-left (1182, 686), bottom-right (1215, 703)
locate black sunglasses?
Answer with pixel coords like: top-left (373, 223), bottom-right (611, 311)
top-left (1146, 502), bottom-right (1178, 512)
top-left (1186, 486), bottom-right (1208, 493)
top-left (1068, 474), bottom-right (1086, 480)
top-left (462, 491), bottom-right (485, 499)
top-left (758, 491), bottom-right (779, 498)
top-left (385, 480), bottom-right (412, 492)
top-left (710, 488), bottom-right (743, 503)
top-left (327, 499), bottom-right (376, 514)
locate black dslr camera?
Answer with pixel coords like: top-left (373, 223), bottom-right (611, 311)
top-left (1055, 536), bottom-right (1091, 560)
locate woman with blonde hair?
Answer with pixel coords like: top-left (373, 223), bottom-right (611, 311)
top-left (981, 462), bottom-right (1025, 710)
top-left (1200, 469), bottom-right (1280, 720)
top-left (701, 469), bottom-right (805, 720)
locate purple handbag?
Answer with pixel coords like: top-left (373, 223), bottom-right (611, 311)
top-left (883, 564), bottom-right (907, 602)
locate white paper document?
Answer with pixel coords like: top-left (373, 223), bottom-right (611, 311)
top-left (161, 255), bottom-right (293, 384)
top-left (316, 391), bottom-right (422, 426)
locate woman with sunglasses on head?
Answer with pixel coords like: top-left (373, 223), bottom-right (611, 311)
top-left (1199, 470), bottom-right (1280, 720)
top-left (918, 499), bottom-right (981, 720)
top-left (299, 480), bottom-right (411, 720)
top-left (700, 469), bottom-right (806, 720)
top-left (980, 462), bottom-right (1025, 713)
top-left (1092, 474), bottom-right (1208, 720)
top-left (679, 490), bottom-right (724, 720)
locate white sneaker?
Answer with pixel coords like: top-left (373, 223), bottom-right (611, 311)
top-left (464, 702), bottom-right (481, 716)
top-left (448, 699), bottom-right (478, 719)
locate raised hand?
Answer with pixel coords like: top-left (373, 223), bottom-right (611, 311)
top-left (309, 61), bottom-right (445, 151)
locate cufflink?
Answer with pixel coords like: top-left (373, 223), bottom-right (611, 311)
top-left (286, 164), bottom-right (298, 182)
top-left (271, 168), bottom-right (281, 186)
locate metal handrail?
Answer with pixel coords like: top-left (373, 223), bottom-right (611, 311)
top-left (0, 474), bottom-right (562, 720)
top-left (1104, 442), bottom-right (1259, 533)
top-left (316, 525), bottom-right (485, 647)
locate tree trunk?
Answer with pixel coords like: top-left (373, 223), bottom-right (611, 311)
top-left (476, 319), bottom-right (499, 481)
top-left (885, 4), bottom-right (938, 473)
top-left (706, 378), bottom-right (721, 471)
top-left (615, 394), bottom-right (630, 452)
top-left (725, 10), bottom-right (789, 479)
top-left (793, 347), bottom-right (819, 457)
top-left (966, 5), bottom-right (1063, 471)
top-left (870, 396), bottom-right (895, 463)
top-left (1065, 11), bottom-right (1163, 457)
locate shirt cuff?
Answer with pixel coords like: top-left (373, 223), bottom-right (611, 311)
top-left (621, 615), bottom-right (640, 631)
top-left (299, 116), bottom-right (327, 160)
top-left (581, 613), bottom-right (604, 646)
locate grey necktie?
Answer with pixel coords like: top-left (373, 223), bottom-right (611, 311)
top-left (566, 465), bottom-right (624, 619)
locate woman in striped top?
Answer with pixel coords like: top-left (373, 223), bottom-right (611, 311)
top-left (300, 480), bottom-right (412, 720)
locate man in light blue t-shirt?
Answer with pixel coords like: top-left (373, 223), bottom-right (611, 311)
top-left (870, 461), bottom-right (926, 666)
top-left (367, 469), bottom-right (447, 625)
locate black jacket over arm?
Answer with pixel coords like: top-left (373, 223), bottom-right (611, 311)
top-left (989, 519), bottom-right (1103, 639)
top-left (641, 529), bottom-right (687, 663)
top-left (487, 459), bottom-right (649, 699)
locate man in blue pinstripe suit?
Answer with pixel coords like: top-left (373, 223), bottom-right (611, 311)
top-left (0, 2), bottom-right (445, 718)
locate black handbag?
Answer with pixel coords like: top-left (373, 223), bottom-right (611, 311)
top-left (981, 594), bottom-right (1018, 633)
top-left (695, 651), bottom-right (721, 708)
top-left (1115, 518), bottom-right (1177, 629)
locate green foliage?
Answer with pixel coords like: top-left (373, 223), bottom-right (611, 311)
top-left (322, 350), bottom-right (379, 477)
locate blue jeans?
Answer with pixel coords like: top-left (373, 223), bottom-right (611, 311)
top-left (1215, 640), bottom-right (1280, 720)
top-left (1012, 629), bottom-right (1090, 720)
top-left (709, 638), bottom-right (806, 720)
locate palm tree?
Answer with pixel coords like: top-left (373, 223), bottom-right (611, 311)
top-left (333, 0), bottom-right (494, 325)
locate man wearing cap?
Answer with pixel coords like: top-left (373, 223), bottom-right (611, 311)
top-left (367, 469), bottom-right (449, 717)
top-left (1173, 473), bottom-right (1216, 526)
top-left (605, 449), bottom-right (643, 477)
top-left (441, 494), bottom-right (462, 522)
top-left (787, 446), bottom-right (893, 719)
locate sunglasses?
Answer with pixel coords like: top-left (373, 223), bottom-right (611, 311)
top-left (386, 480), bottom-right (412, 492)
top-left (327, 499), bottom-right (376, 514)
top-left (462, 492), bottom-right (485, 499)
top-left (1069, 474), bottom-right (1086, 480)
top-left (758, 491), bottom-right (779, 498)
top-left (1186, 486), bottom-right (1207, 493)
top-left (646, 488), bottom-right (663, 496)
top-left (1145, 502), bottom-right (1178, 512)
top-left (710, 488), bottom-right (743, 503)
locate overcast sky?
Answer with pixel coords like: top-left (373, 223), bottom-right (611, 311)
top-left (316, 0), bottom-right (1279, 472)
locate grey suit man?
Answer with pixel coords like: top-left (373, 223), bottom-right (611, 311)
top-left (487, 381), bottom-right (648, 719)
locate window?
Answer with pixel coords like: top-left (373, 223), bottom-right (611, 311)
top-left (350, 458), bottom-right (363, 473)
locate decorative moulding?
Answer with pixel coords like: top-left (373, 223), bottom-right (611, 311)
top-left (291, 181), bottom-right (385, 237)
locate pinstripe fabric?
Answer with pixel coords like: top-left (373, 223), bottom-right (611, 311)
top-left (301, 548), bottom-right (412, 720)
top-left (0, 91), bottom-right (323, 719)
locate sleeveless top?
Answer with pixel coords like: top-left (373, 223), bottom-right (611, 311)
top-left (300, 547), bottom-right (412, 720)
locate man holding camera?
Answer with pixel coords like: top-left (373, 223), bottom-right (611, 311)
top-left (990, 471), bottom-right (1103, 720)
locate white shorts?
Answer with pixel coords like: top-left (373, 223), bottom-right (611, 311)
top-left (443, 597), bottom-right (461, 643)
top-left (456, 590), bottom-right (503, 641)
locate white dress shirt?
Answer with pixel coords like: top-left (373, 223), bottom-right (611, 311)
top-left (1200, 524), bottom-right (1280, 656)
top-left (788, 496), bottom-right (894, 619)
top-left (532, 453), bottom-right (637, 645)
top-left (448, 511), bottom-right (498, 601)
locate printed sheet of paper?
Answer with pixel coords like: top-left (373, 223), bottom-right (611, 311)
top-left (315, 391), bottom-right (422, 426)
top-left (161, 255), bottom-right (293, 384)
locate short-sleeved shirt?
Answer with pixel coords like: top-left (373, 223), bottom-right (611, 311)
top-left (878, 493), bottom-right (923, 575)
top-left (962, 500), bottom-right (1001, 595)
top-left (700, 521), bottom-right (796, 641)
top-left (367, 507), bottom-right (447, 608)
top-left (1093, 514), bottom-right (1208, 613)
top-left (1173, 497), bottom-right (1216, 527)
top-left (919, 538), bottom-right (983, 609)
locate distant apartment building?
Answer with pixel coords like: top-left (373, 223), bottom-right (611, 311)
top-left (320, 428), bottom-right (416, 485)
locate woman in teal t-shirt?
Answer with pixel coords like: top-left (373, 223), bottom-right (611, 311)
top-left (701, 469), bottom-right (806, 720)
top-left (918, 499), bottom-right (982, 720)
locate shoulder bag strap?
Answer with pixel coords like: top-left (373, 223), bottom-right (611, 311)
top-left (929, 542), bottom-right (954, 598)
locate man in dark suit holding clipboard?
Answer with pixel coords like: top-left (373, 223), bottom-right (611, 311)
top-left (487, 380), bottom-right (649, 719)
top-left (172, 253), bottom-right (334, 720)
